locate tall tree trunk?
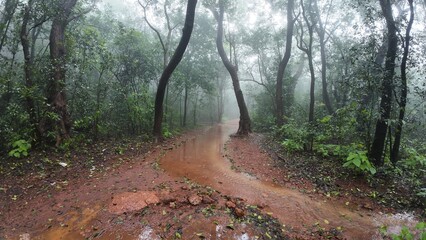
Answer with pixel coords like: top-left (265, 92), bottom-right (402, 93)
top-left (20, 1), bottom-right (41, 141)
top-left (297, 0), bottom-right (316, 150)
top-left (0, 0), bottom-right (18, 53)
top-left (183, 78), bottom-right (189, 127)
top-left (152, 0), bottom-right (197, 140)
top-left (47, 0), bottom-right (77, 146)
top-left (312, 0), bottom-right (333, 115)
top-left (297, 0), bottom-right (316, 123)
top-left (217, 76), bottom-right (224, 123)
top-left (284, 57), bottom-right (305, 117)
top-left (370, 0), bottom-right (398, 167)
top-left (212, 0), bottom-right (251, 135)
top-left (193, 91), bottom-right (198, 126)
top-left (391, 0), bottom-right (414, 164)
top-left (275, 0), bottom-right (295, 126)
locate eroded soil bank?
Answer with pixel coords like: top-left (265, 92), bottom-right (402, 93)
top-left (0, 121), bottom-right (422, 239)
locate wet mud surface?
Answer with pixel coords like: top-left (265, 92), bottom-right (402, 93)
top-left (161, 122), bottom-right (377, 239)
top-left (0, 121), bottom-right (422, 239)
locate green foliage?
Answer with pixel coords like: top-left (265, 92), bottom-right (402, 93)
top-left (277, 120), bottom-right (309, 152)
top-left (8, 140), bottom-right (31, 158)
top-left (162, 128), bottom-right (173, 139)
top-left (390, 222), bottom-right (426, 240)
top-left (402, 147), bottom-right (426, 169)
top-left (281, 139), bottom-right (304, 152)
top-left (343, 150), bottom-right (376, 175)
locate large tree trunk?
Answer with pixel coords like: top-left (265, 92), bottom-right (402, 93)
top-left (369, 0), bottom-right (398, 167)
top-left (152, 0), bottom-right (197, 140)
top-left (213, 0), bottom-right (251, 135)
top-left (275, 0), bottom-right (295, 126)
top-left (47, 0), bottom-right (77, 146)
top-left (391, 0), bottom-right (414, 164)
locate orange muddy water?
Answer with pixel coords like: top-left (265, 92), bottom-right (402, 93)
top-left (160, 121), bottom-right (386, 239)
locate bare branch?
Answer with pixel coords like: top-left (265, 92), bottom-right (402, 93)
top-left (138, 0), bottom-right (166, 54)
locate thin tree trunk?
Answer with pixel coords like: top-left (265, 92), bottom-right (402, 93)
top-left (152, 0), bottom-right (197, 140)
top-left (391, 0), bottom-right (413, 164)
top-left (275, 0), bottom-right (295, 126)
top-left (0, 0), bottom-right (18, 53)
top-left (370, 0), bottom-right (398, 167)
top-left (183, 79), bottom-right (189, 127)
top-left (212, 0), bottom-right (251, 135)
top-left (297, 0), bottom-right (316, 151)
top-left (193, 91), bottom-right (198, 126)
top-left (312, 0), bottom-right (333, 115)
top-left (20, 2), bottom-right (41, 141)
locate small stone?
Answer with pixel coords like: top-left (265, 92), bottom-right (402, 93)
top-left (188, 194), bottom-right (202, 206)
top-left (225, 201), bottom-right (236, 209)
top-left (202, 196), bottom-right (215, 204)
top-left (234, 208), bottom-right (245, 218)
top-left (362, 203), bottom-right (373, 210)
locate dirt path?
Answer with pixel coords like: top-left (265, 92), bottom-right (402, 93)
top-left (161, 121), bottom-right (382, 239)
top-left (1, 121), bottom-right (421, 239)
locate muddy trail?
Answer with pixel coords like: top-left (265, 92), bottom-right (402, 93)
top-left (161, 121), bottom-right (386, 239)
top-left (0, 121), bottom-right (421, 239)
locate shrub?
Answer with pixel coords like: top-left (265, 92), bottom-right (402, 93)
top-left (8, 140), bottom-right (31, 158)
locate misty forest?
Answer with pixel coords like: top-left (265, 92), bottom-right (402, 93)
top-left (1, 0), bottom-right (425, 239)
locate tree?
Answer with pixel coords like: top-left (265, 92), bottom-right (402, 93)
top-left (152, 0), bottom-right (198, 140)
top-left (275, 0), bottom-right (296, 126)
top-left (391, 0), bottom-right (414, 164)
top-left (210, 0), bottom-right (251, 135)
top-left (0, 0), bottom-right (18, 53)
top-left (20, 0), bottom-right (42, 141)
top-left (296, 0), bottom-right (317, 124)
top-left (311, 0), bottom-right (333, 115)
top-left (46, 0), bottom-right (78, 146)
top-left (369, 0), bottom-right (398, 167)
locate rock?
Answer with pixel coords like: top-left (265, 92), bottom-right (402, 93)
top-left (169, 202), bottom-right (176, 208)
top-left (188, 194), bottom-right (202, 206)
top-left (202, 196), bottom-right (215, 204)
top-left (225, 201), bottom-right (236, 209)
top-left (109, 191), bottom-right (160, 214)
top-left (234, 208), bottom-right (245, 218)
top-left (362, 203), bottom-right (373, 210)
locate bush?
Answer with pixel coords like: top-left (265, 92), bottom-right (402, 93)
top-left (8, 140), bottom-right (32, 158)
top-left (343, 150), bottom-right (376, 175)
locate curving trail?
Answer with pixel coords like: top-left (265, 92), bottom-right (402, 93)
top-left (161, 121), bottom-right (381, 239)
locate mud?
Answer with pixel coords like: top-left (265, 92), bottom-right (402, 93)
top-left (160, 121), bottom-right (418, 239)
top-left (1, 121), bottom-right (422, 239)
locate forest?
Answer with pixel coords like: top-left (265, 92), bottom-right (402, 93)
top-left (1, 0), bottom-right (426, 239)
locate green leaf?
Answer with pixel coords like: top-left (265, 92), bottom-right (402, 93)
top-left (415, 222), bottom-right (426, 229)
top-left (353, 158), bottom-right (361, 167)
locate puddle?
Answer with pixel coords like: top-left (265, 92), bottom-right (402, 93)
top-left (160, 121), bottom-right (420, 239)
top-left (33, 206), bottom-right (101, 240)
top-left (373, 212), bottom-right (423, 239)
top-left (138, 226), bottom-right (160, 240)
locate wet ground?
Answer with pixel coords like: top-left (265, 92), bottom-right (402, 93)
top-left (0, 121), bottom-right (423, 239)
